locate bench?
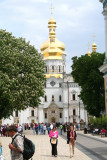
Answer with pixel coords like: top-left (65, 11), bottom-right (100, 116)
top-left (100, 131), bottom-right (107, 137)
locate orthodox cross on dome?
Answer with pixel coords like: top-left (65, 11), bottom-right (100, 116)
top-left (50, 0), bottom-right (54, 17)
top-left (88, 42), bottom-right (90, 50)
top-left (92, 34), bottom-right (96, 42)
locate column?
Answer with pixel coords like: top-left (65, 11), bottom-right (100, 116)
top-left (104, 12), bottom-right (107, 57)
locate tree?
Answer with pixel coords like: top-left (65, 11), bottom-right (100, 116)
top-left (71, 53), bottom-right (105, 117)
top-left (0, 30), bottom-right (46, 119)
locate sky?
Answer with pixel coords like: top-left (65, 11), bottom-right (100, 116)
top-left (0, 0), bottom-right (105, 73)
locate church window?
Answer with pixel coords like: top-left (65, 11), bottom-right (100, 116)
top-left (45, 113), bottom-right (47, 119)
top-left (53, 29), bottom-right (55, 32)
top-left (59, 83), bottom-right (62, 87)
top-left (52, 95), bottom-right (54, 102)
top-left (60, 113), bottom-right (62, 118)
top-left (45, 83), bottom-right (46, 88)
top-left (59, 95), bottom-right (61, 102)
top-left (45, 95), bottom-right (47, 102)
top-left (31, 110), bottom-right (34, 117)
top-left (52, 66), bottom-right (54, 72)
top-left (73, 94), bottom-right (76, 100)
top-left (59, 66), bottom-right (61, 72)
top-left (50, 81), bottom-right (55, 86)
top-left (73, 109), bottom-right (76, 116)
top-left (15, 111), bottom-right (18, 117)
top-left (45, 66), bottom-right (48, 73)
top-left (49, 29), bottom-right (51, 32)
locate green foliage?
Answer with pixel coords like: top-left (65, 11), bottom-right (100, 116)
top-left (0, 30), bottom-right (46, 119)
top-left (90, 116), bottom-right (107, 128)
top-left (71, 53), bottom-right (105, 117)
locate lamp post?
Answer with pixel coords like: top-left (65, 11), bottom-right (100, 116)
top-left (100, 111), bottom-right (103, 137)
top-left (78, 95), bottom-right (80, 123)
top-left (67, 81), bottom-right (70, 123)
top-left (65, 117), bottom-right (67, 124)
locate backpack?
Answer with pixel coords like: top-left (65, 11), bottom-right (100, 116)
top-left (12, 134), bottom-right (35, 160)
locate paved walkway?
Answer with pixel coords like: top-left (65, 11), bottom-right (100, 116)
top-left (77, 130), bottom-right (107, 142)
top-left (0, 130), bottom-right (92, 160)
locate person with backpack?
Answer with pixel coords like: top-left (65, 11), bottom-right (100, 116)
top-left (7, 125), bottom-right (24, 160)
top-left (7, 125), bottom-right (35, 160)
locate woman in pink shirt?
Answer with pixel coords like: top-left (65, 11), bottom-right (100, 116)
top-left (49, 126), bottom-right (58, 157)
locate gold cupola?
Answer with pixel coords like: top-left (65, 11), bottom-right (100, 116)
top-left (86, 42), bottom-right (91, 56)
top-left (86, 50), bottom-right (91, 56)
top-left (92, 41), bottom-right (97, 53)
top-left (40, 16), bottom-right (65, 60)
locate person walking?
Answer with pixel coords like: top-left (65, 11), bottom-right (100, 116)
top-left (69, 125), bottom-right (76, 158)
top-left (49, 126), bottom-right (58, 157)
top-left (43, 124), bottom-right (46, 135)
top-left (33, 124), bottom-right (36, 135)
top-left (7, 125), bottom-right (24, 160)
top-left (66, 125), bottom-right (70, 144)
top-left (59, 124), bottom-right (63, 135)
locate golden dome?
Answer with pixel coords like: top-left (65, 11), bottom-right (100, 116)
top-left (40, 16), bottom-right (65, 58)
top-left (40, 38), bottom-right (65, 52)
top-left (48, 17), bottom-right (56, 25)
top-left (86, 50), bottom-right (91, 56)
top-left (92, 41), bottom-right (97, 52)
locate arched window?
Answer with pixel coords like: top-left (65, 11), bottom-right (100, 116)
top-left (60, 113), bottom-right (62, 118)
top-left (73, 94), bottom-right (75, 100)
top-left (52, 66), bottom-right (54, 72)
top-left (45, 66), bottom-right (48, 73)
top-left (45, 113), bottom-right (47, 119)
top-left (31, 110), bottom-right (34, 117)
top-left (15, 111), bottom-right (18, 117)
top-left (73, 109), bottom-right (76, 116)
top-left (59, 83), bottom-right (62, 87)
top-left (44, 83), bottom-right (46, 88)
top-left (45, 95), bottom-right (47, 102)
top-left (59, 66), bottom-right (61, 73)
top-left (59, 95), bottom-right (61, 102)
top-left (52, 95), bottom-right (54, 102)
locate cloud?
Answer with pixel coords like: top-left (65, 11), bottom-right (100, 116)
top-left (0, 0), bottom-right (105, 73)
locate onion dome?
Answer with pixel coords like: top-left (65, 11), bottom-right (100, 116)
top-left (40, 17), bottom-right (65, 59)
top-left (92, 41), bottom-right (97, 52)
top-left (86, 50), bottom-right (91, 56)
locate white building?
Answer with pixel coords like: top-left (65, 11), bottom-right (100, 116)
top-left (2, 16), bottom-right (88, 125)
top-left (99, 0), bottom-right (107, 115)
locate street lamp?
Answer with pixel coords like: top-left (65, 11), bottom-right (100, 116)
top-left (65, 117), bottom-right (67, 124)
top-left (100, 111), bottom-right (103, 137)
top-left (78, 95), bottom-right (80, 123)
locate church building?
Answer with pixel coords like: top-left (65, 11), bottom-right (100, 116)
top-left (2, 16), bottom-right (89, 125)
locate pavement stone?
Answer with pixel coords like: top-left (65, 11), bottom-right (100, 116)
top-left (77, 130), bottom-right (107, 142)
top-left (0, 130), bottom-right (92, 160)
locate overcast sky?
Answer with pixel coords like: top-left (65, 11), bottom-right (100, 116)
top-left (0, 0), bottom-right (105, 73)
